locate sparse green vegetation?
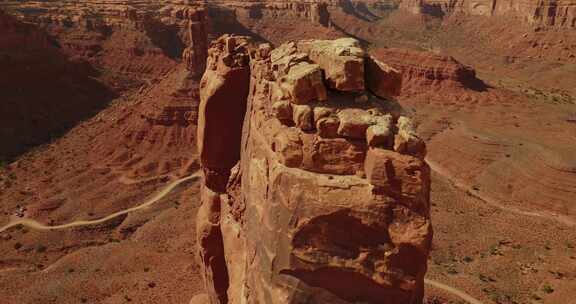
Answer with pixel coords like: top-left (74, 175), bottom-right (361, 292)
top-left (542, 284), bottom-right (554, 294)
top-left (35, 244), bottom-right (47, 253)
top-left (489, 244), bottom-right (504, 256)
top-left (479, 274), bottom-right (496, 283)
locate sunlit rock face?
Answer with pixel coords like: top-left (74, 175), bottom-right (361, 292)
top-left (196, 35), bottom-right (431, 304)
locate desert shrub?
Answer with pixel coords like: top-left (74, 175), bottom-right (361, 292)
top-left (542, 284), bottom-right (554, 294)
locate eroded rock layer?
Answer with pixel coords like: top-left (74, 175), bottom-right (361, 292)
top-left (368, 47), bottom-right (516, 104)
top-left (197, 35), bottom-right (431, 304)
top-left (400, 0), bottom-right (576, 28)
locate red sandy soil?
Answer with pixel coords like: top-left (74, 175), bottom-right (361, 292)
top-left (0, 68), bottom-right (204, 303)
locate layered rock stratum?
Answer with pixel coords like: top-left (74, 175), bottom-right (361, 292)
top-left (0, 9), bottom-right (115, 161)
top-left (400, 0), bottom-right (576, 28)
top-left (196, 35), bottom-right (432, 304)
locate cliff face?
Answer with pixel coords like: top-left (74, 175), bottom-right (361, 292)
top-left (196, 35), bottom-right (432, 304)
top-left (0, 9), bottom-right (50, 50)
top-left (0, 9), bottom-right (115, 160)
top-left (0, 0), bottom-right (396, 84)
top-left (1, 2), bottom-right (197, 85)
top-left (89, 7), bottom-right (209, 178)
top-left (400, 0), bottom-right (576, 28)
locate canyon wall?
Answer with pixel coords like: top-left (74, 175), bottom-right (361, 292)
top-left (196, 35), bottom-right (432, 304)
top-left (89, 7), bottom-right (210, 178)
top-left (0, 0), bottom-right (399, 80)
top-left (0, 9), bottom-right (116, 160)
top-left (400, 0), bottom-right (576, 27)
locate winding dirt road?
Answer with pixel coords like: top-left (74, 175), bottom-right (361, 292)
top-left (425, 279), bottom-right (484, 304)
top-left (0, 170), bottom-right (485, 304)
top-left (427, 158), bottom-right (576, 227)
top-left (0, 173), bottom-right (200, 233)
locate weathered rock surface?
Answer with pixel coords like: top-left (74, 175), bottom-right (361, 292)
top-left (298, 38), bottom-right (366, 92)
top-left (198, 35), bottom-right (251, 192)
top-left (196, 36), bottom-right (431, 304)
top-left (196, 35), bottom-right (252, 303)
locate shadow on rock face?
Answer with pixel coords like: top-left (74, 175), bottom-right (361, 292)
top-left (207, 6), bottom-right (271, 44)
top-left (143, 17), bottom-right (186, 59)
top-left (0, 10), bottom-right (116, 162)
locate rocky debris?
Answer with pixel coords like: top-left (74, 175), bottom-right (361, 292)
top-left (196, 36), bottom-right (431, 304)
top-left (0, 9), bottom-right (50, 50)
top-left (268, 42), bottom-right (327, 105)
top-left (292, 104), bottom-right (315, 131)
top-left (337, 108), bottom-right (376, 138)
top-left (281, 62), bottom-right (327, 104)
top-left (366, 115), bottom-right (394, 148)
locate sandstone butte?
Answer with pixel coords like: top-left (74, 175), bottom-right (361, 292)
top-left (195, 35), bottom-right (432, 304)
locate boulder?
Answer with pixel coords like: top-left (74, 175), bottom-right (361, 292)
top-left (316, 116), bottom-right (340, 138)
top-left (280, 62), bottom-right (327, 104)
top-left (272, 100), bottom-right (293, 123)
top-left (366, 56), bottom-right (402, 99)
top-left (394, 116), bottom-right (426, 159)
top-left (293, 104), bottom-right (314, 131)
top-left (366, 115), bottom-right (394, 148)
top-left (298, 38), bottom-right (366, 92)
top-left (337, 108), bottom-right (374, 139)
